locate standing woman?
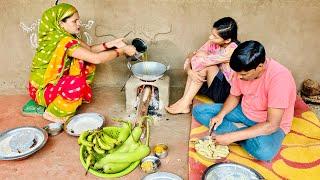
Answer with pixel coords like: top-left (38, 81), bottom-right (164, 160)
top-left (22, 3), bottom-right (136, 122)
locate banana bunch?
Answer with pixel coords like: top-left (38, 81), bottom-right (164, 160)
top-left (93, 126), bottom-right (148, 171)
top-left (78, 131), bottom-right (114, 155)
top-left (78, 122), bottom-right (131, 170)
top-left (79, 117), bottom-right (152, 178)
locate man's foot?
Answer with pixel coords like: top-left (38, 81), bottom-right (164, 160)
top-left (42, 111), bottom-right (67, 123)
top-left (22, 100), bottom-right (45, 117)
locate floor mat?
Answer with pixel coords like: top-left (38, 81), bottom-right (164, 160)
top-left (188, 95), bottom-right (320, 180)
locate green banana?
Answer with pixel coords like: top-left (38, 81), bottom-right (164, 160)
top-left (94, 145), bottom-right (150, 169)
top-left (86, 146), bottom-right (94, 154)
top-left (101, 133), bottom-right (117, 145)
top-left (78, 131), bottom-right (94, 147)
top-left (94, 118), bottom-right (151, 170)
top-left (85, 154), bottom-right (95, 169)
top-left (131, 126), bottom-right (142, 142)
top-left (102, 162), bottom-right (131, 174)
top-left (110, 126), bottom-right (143, 153)
top-left (93, 136), bottom-right (97, 145)
top-left (87, 131), bottom-right (98, 142)
top-left (93, 144), bottom-right (105, 154)
top-left (102, 126), bottom-right (121, 139)
top-left (115, 122), bottom-right (131, 145)
top-left (78, 131), bottom-right (89, 144)
top-left (97, 137), bottom-right (113, 150)
top-left (80, 145), bottom-right (141, 178)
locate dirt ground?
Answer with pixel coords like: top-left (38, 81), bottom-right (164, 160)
top-left (0, 87), bottom-right (189, 180)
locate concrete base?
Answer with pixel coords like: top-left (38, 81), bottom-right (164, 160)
top-left (125, 75), bottom-right (170, 113)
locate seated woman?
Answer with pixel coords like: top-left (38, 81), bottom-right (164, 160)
top-left (165, 17), bottom-right (239, 114)
top-left (22, 3), bottom-right (136, 123)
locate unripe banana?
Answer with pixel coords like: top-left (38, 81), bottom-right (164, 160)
top-left (86, 146), bottom-right (93, 154)
top-left (79, 131), bottom-right (94, 147)
top-left (93, 136), bottom-right (98, 145)
top-left (85, 154), bottom-right (95, 169)
top-left (93, 144), bottom-right (105, 154)
top-left (101, 133), bottom-right (117, 144)
top-left (103, 162), bottom-right (131, 173)
top-left (78, 131), bottom-right (90, 145)
top-left (94, 144), bottom-right (150, 169)
top-left (97, 137), bottom-right (112, 150)
top-left (81, 139), bottom-right (94, 147)
top-left (87, 131), bottom-right (98, 142)
top-left (116, 123), bottom-right (131, 145)
top-left (102, 126), bottom-right (121, 139)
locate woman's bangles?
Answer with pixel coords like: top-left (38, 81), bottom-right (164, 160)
top-left (114, 49), bottom-right (120, 57)
top-left (102, 43), bottom-right (120, 57)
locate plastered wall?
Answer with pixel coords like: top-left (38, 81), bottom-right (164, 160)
top-left (1, 0), bottom-right (319, 94)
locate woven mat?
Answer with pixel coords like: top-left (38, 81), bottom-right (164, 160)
top-left (188, 95), bottom-right (320, 180)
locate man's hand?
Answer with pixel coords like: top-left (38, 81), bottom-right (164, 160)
top-left (214, 133), bottom-right (235, 146)
top-left (187, 69), bottom-right (206, 84)
top-left (209, 115), bottom-right (224, 133)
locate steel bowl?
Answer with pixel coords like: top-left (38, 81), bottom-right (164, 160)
top-left (128, 61), bottom-right (170, 81)
top-left (153, 143), bottom-right (168, 159)
top-left (43, 122), bottom-right (63, 136)
top-left (140, 155), bottom-right (161, 174)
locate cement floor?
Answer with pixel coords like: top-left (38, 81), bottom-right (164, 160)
top-left (0, 87), bottom-right (189, 180)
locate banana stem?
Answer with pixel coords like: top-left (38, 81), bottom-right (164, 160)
top-left (137, 116), bottom-right (152, 146)
top-left (112, 118), bottom-right (132, 131)
top-left (146, 119), bottom-right (150, 147)
top-left (137, 117), bottom-right (143, 128)
top-left (112, 117), bottom-right (127, 124)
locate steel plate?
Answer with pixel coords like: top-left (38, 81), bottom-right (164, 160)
top-left (142, 172), bottom-right (183, 180)
top-left (65, 113), bottom-right (105, 136)
top-left (0, 126), bottom-right (48, 160)
top-left (202, 162), bottom-right (264, 180)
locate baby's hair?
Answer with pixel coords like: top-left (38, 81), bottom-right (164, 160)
top-left (213, 17), bottom-right (240, 45)
top-left (55, 0), bottom-right (59, 5)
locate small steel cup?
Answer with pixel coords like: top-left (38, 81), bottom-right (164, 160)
top-left (140, 155), bottom-right (161, 174)
top-left (43, 122), bottom-right (63, 136)
top-left (153, 143), bottom-right (168, 159)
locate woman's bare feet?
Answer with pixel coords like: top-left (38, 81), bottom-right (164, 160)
top-left (165, 100), bottom-right (192, 114)
top-left (165, 106), bottom-right (190, 114)
top-left (167, 98), bottom-right (183, 109)
top-left (43, 111), bottom-right (67, 123)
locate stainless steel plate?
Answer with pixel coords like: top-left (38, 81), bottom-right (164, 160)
top-left (142, 172), bottom-right (183, 180)
top-left (65, 113), bottom-right (105, 136)
top-left (0, 126), bottom-right (48, 160)
top-left (202, 162), bottom-right (264, 180)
